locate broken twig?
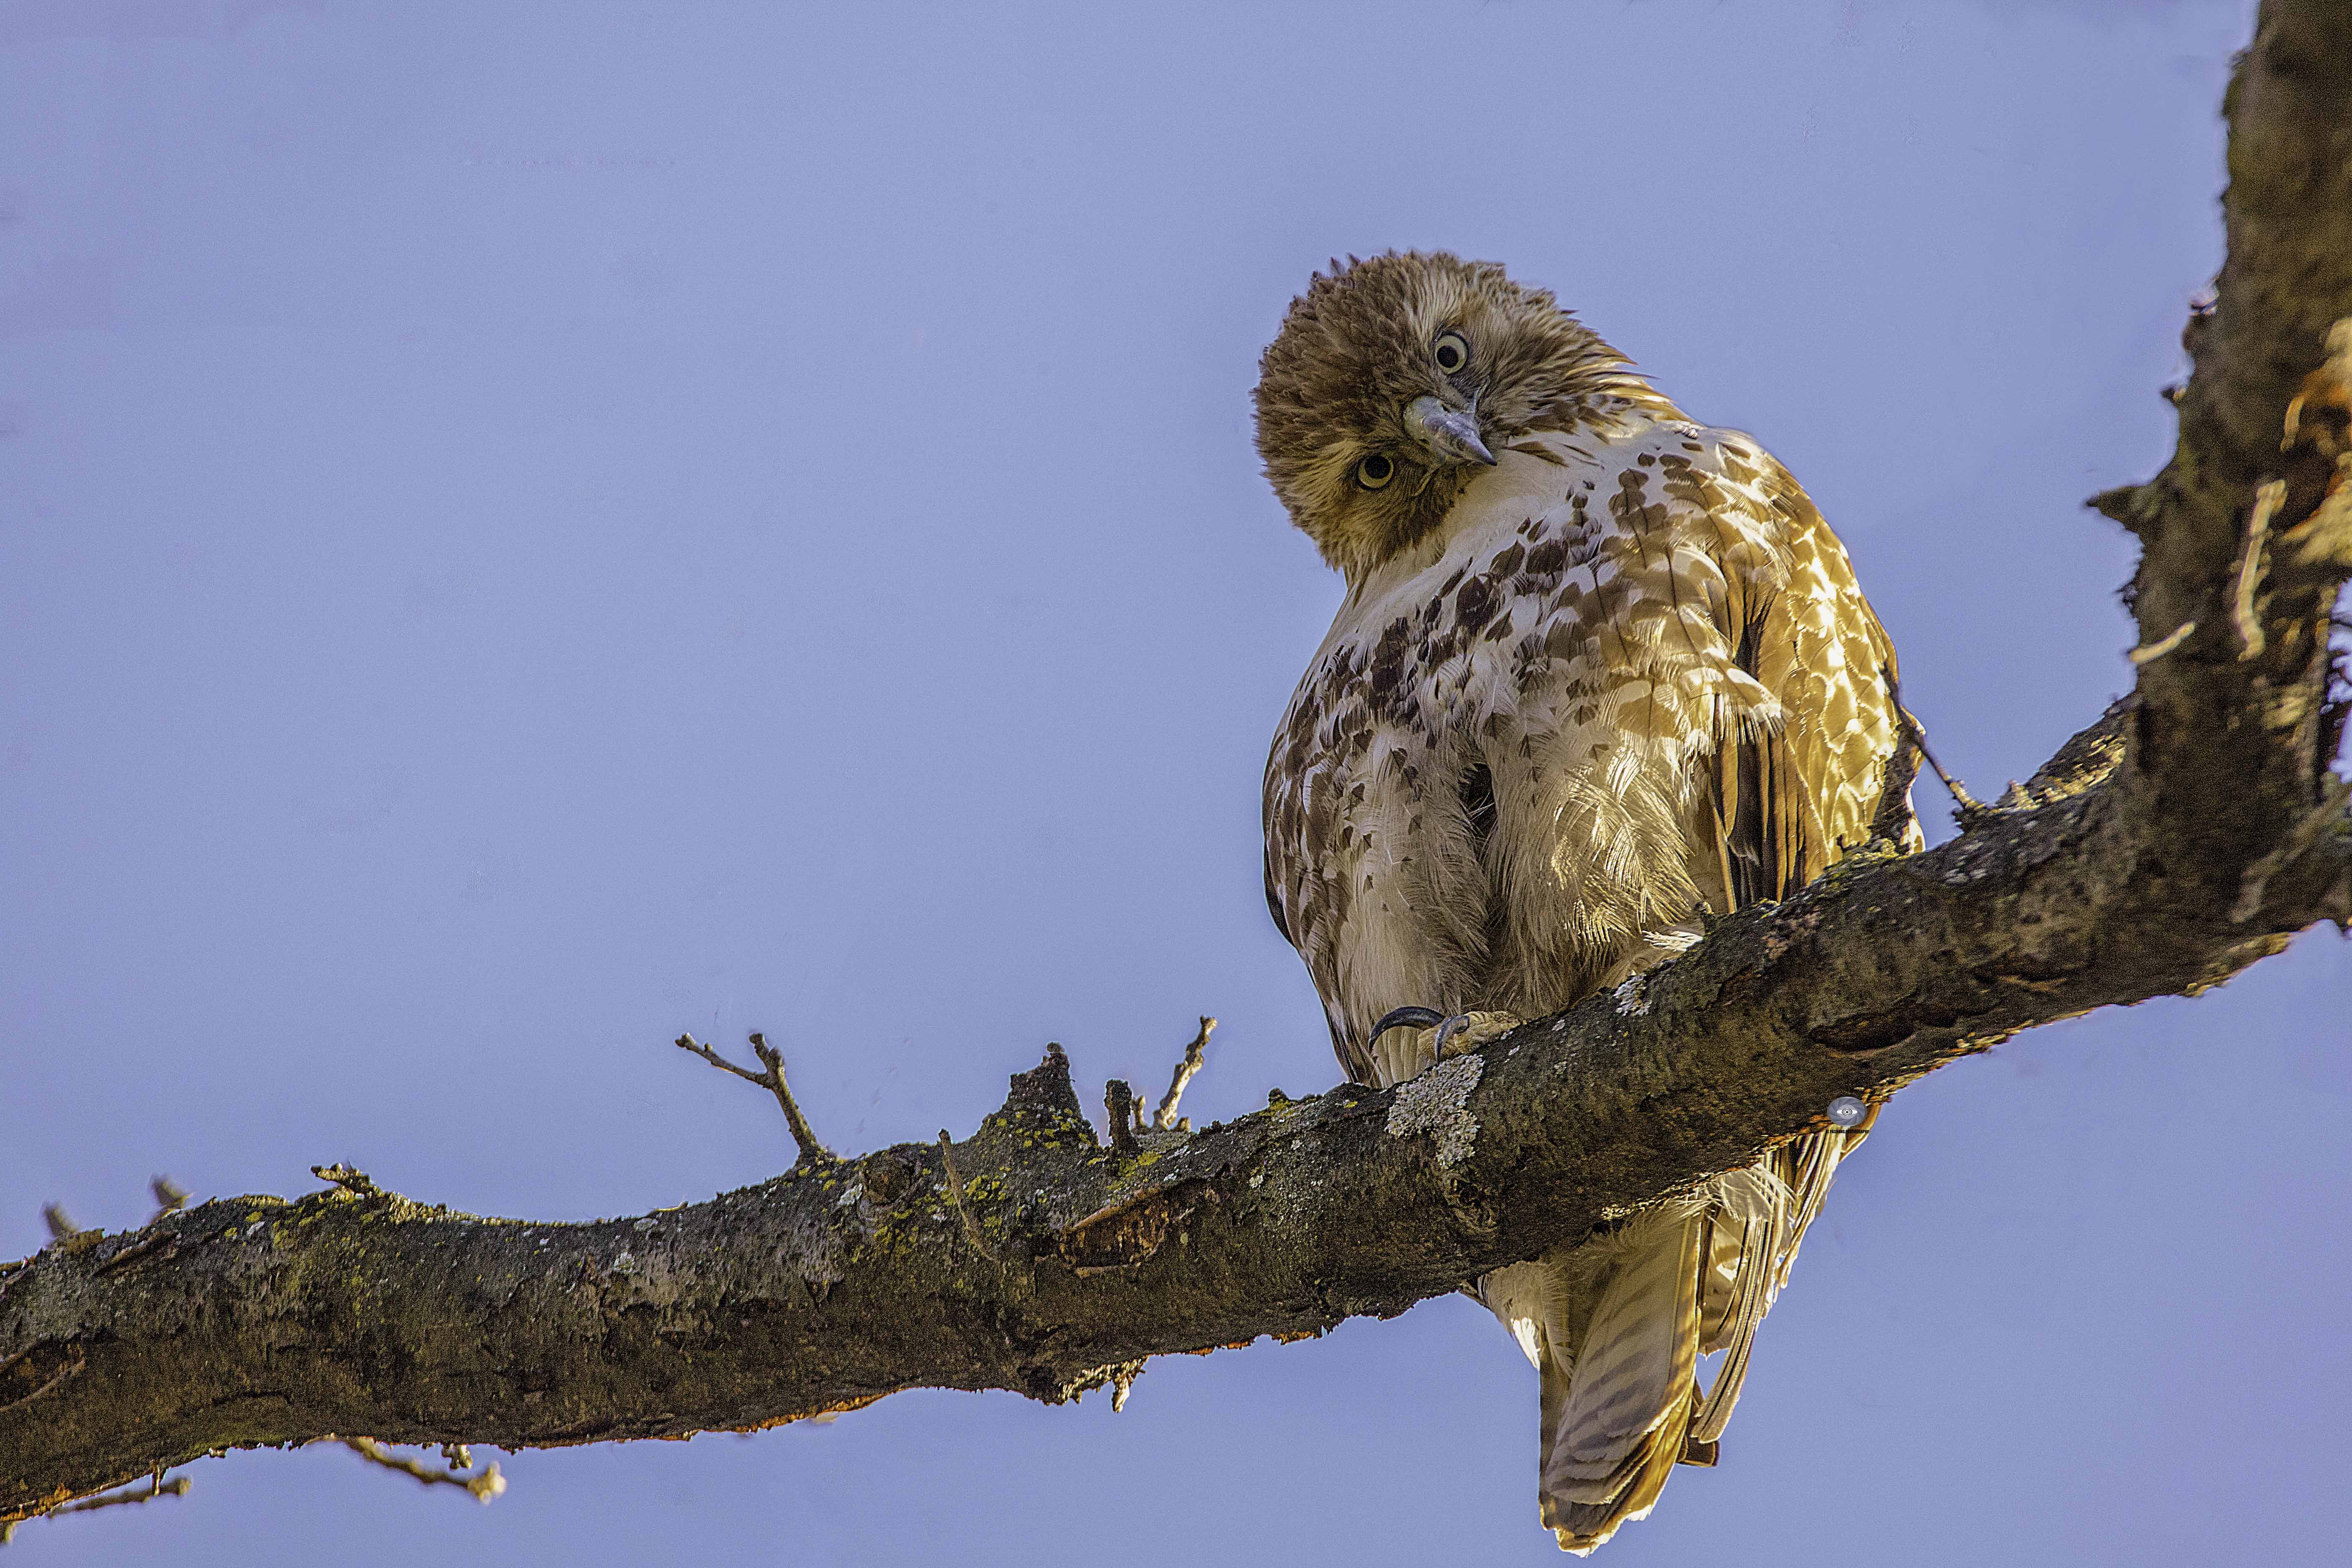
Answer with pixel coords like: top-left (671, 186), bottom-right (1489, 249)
top-left (335, 1437), bottom-right (506, 1503)
top-left (1151, 1016), bottom-right (1216, 1131)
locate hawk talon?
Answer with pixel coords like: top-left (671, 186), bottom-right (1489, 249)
top-left (1370, 1005), bottom-right (1446, 1042)
top-left (1369, 1007), bottom-right (1514, 1080)
top-left (1431, 1012), bottom-right (1478, 1060)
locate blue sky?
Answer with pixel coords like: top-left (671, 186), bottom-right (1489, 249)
top-left (6, 2), bottom-right (2344, 1563)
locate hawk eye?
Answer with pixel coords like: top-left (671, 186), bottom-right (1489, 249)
top-left (1355, 453), bottom-right (1395, 490)
top-left (1433, 331), bottom-right (1471, 374)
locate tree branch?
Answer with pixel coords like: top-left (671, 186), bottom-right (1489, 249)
top-left (4, 0), bottom-right (2348, 1527)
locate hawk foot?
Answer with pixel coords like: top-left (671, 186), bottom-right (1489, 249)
top-left (1367, 1008), bottom-right (1522, 1086)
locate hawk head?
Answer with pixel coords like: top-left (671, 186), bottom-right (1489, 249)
top-left (1254, 251), bottom-right (1638, 579)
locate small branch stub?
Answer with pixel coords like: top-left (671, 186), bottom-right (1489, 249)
top-left (310, 1164), bottom-right (380, 1197)
top-left (1104, 1079), bottom-right (1141, 1155)
top-left (1110, 1363), bottom-right (1144, 1413)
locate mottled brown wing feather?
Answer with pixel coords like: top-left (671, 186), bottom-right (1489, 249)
top-left (1684, 451), bottom-right (1909, 1469)
top-left (1703, 454), bottom-right (1913, 904)
top-left (1262, 735), bottom-right (1368, 1083)
top-left (1261, 847), bottom-right (1292, 944)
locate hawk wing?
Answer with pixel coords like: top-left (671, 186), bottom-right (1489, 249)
top-left (1262, 673), bottom-right (1371, 1083)
top-left (1696, 446), bottom-right (1916, 912)
top-left (1519, 436), bottom-right (1918, 1550)
top-left (1684, 441), bottom-right (1916, 1452)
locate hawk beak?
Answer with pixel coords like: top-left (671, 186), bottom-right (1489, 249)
top-left (1405, 395), bottom-right (1498, 467)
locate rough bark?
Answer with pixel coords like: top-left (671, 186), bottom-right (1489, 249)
top-left (5, 0), bottom-right (2349, 1527)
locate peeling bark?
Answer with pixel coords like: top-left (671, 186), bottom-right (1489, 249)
top-left (5, 0), bottom-right (2349, 1527)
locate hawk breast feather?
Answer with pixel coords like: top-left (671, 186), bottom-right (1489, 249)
top-left (1261, 411), bottom-right (1908, 1085)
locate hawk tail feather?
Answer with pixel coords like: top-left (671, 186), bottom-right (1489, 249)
top-left (1501, 1131), bottom-right (1862, 1555)
top-left (1529, 1207), bottom-right (1706, 1554)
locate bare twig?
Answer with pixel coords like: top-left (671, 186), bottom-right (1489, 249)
top-left (2129, 620), bottom-right (2198, 665)
top-left (747, 1034), bottom-right (836, 1166)
top-left (54, 1471), bottom-right (189, 1517)
top-left (675, 1032), bottom-right (769, 1087)
top-left (335, 1437), bottom-right (506, 1503)
top-left (1151, 1016), bottom-right (1216, 1131)
top-left (0, 1469), bottom-right (191, 1542)
top-left (936, 1133), bottom-right (1001, 1264)
top-left (2233, 481), bottom-right (2285, 660)
top-left (1880, 662), bottom-right (1991, 828)
top-left (674, 1032), bottom-right (836, 1168)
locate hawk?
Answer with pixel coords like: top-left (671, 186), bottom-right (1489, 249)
top-left (1253, 253), bottom-right (1917, 1553)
